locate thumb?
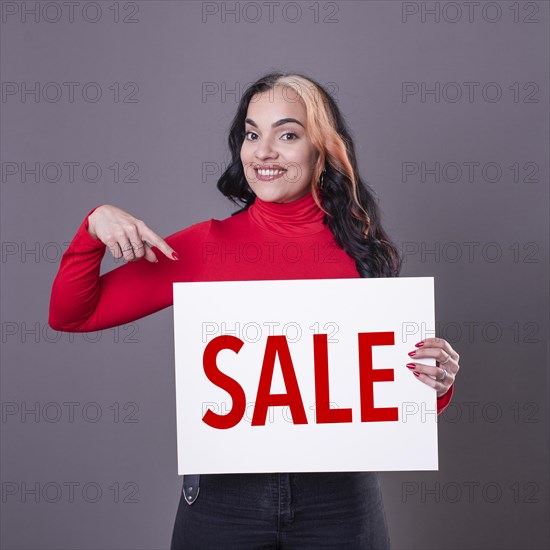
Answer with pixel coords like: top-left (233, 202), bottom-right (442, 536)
top-left (143, 242), bottom-right (159, 263)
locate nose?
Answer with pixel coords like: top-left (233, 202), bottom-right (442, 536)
top-left (254, 137), bottom-right (278, 161)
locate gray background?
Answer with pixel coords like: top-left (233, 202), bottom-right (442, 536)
top-left (1, 0), bottom-right (548, 548)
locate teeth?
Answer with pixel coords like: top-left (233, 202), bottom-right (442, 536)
top-left (257, 169), bottom-right (285, 177)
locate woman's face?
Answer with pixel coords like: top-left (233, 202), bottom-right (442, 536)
top-left (240, 85), bottom-right (319, 203)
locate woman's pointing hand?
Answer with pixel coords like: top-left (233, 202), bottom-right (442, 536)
top-left (87, 204), bottom-right (179, 263)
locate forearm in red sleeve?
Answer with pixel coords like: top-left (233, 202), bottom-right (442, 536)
top-left (437, 383), bottom-right (454, 415)
top-left (48, 205), bottom-right (108, 331)
top-left (48, 207), bottom-right (210, 332)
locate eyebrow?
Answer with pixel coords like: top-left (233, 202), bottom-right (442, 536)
top-left (245, 117), bottom-right (305, 129)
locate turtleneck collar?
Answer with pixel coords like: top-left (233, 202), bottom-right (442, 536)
top-left (247, 191), bottom-right (326, 237)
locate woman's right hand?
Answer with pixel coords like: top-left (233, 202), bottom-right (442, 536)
top-left (87, 205), bottom-right (179, 263)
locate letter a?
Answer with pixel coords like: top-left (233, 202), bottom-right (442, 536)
top-left (251, 335), bottom-right (307, 426)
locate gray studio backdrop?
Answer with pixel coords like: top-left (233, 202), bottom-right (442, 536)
top-left (1, 1), bottom-right (548, 549)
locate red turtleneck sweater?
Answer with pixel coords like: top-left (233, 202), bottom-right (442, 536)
top-left (48, 192), bottom-right (453, 412)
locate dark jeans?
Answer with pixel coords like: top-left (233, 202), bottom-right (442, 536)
top-left (170, 472), bottom-right (391, 549)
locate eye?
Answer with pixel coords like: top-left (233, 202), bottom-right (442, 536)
top-left (244, 131), bottom-right (258, 140)
top-left (281, 132), bottom-right (298, 141)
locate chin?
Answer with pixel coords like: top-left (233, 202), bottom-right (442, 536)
top-left (251, 187), bottom-right (284, 202)
top-left (257, 192), bottom-right (294, 204)
top-left (250, 185), bottom-right (310, 204)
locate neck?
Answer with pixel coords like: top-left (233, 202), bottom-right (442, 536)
top-left (247, 191), bottom-right (326, 236)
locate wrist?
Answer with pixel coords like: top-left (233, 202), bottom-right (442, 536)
top-left (86, 210), bottom-right (100, 240)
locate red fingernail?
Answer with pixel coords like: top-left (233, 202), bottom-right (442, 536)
top-left (406, 363), bottom-right (416, 369)
top-left (172, 252), bottom-right (179, 260)
top-left (415, 341), bottom-right (424, 347)
top-left (413, 371), bottom-right (420, 377)
top-left (408, 350), bottom-right (416, 357)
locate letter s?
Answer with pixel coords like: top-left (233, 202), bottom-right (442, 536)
top-left (202, 335), bottom-right (246, 430)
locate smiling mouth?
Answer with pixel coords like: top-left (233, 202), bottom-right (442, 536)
top-left (254, 167), bottom-right (287, 181)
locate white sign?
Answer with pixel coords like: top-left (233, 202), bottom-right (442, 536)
top-left (173, 277), bottom-right (438, 474)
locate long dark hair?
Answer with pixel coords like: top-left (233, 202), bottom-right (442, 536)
top-left (217, 71), bottom-right (402, 278)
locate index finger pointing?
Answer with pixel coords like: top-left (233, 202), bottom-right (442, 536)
top-left (141, 227), bottom-right (179, 261)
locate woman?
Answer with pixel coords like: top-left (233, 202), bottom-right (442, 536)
top-left (49, 71), bottom-right (460, 549)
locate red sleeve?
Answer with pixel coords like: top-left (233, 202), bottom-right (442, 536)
top-left (436, 383), bottom-right (454, 415)
top-left (48, 206), bottom-right (212, 332)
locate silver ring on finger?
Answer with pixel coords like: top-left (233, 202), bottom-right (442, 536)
top-left (132, 242), bottom-right (145, 251)
top-left (439, 368), bottom-right (448, 382)
top-left (440, 353), bottom-right (451, 365)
